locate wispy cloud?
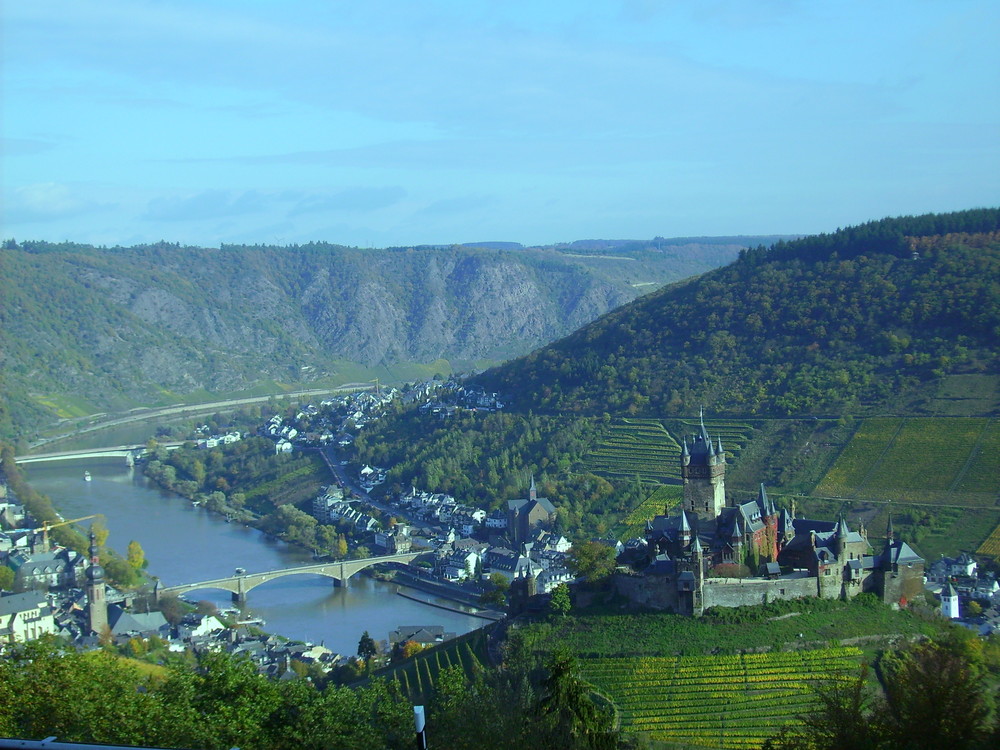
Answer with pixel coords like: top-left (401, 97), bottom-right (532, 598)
top-left (2, 182), bottom-right (110, 223)
top-left (143, 190), bottom-right (266, 222)
top-left (288, 187), bottom-right (406, 216)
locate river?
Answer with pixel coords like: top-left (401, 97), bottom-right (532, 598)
top-left (22, 457), bottom-right (484, 657)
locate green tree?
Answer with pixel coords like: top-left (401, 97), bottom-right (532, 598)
top-left (548, 583), bottom-right (572, 618)
top-left (357, 630), bottom-right (377, 666)
top-left (0, 566), bottom-right (14, 591)
top-left (535, 648), bottom-right (617, 749)
top-left (567, 541), bottom-right (617, 587)
top-left (126, 540), bottom-right (145, 572)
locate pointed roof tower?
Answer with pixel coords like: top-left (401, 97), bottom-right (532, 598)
top-left (758, 484), bottom-right (773, 515)
top-left (699, 405), bottom-right (707, 438)
top-left (691, 534), bottom-right (703, 556)
top-left (837, 515), bottom-right (850, 540)
top-left (529, 475), bottom-right (537, 502)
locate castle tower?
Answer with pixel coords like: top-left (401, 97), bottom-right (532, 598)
top-left (680, 410), bottom-right (726, 520)
top-left (835, 515), bottom-right (849, 562)
top-left (86, 531), bottom-right (108, 636)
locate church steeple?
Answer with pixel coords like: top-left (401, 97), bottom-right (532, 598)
top-left (529, 475), bottom-right (537, 502)
top-left (86, 530), bottom-right (108, 636)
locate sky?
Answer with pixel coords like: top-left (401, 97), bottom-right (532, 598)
top-left (2, 0), bottom-right (998, 248)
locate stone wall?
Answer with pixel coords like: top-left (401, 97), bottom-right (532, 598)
top-left (702, 575), bottom-right (818, 609)
top-left (614, 572), bottom-right (683, 612)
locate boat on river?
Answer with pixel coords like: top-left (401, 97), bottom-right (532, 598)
top-left (84, 471), bottom-right (92, 482)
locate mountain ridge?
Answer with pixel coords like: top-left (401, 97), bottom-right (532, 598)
top-left (473, 209), bottom-right (1000, 418)
top-left (0, 236), bottom-right (781, 439)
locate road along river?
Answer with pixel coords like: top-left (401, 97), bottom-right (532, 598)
top-left (22, 458), bottom-right (484, 657)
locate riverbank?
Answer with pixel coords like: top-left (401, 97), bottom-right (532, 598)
top-left (395, 590), bottom-right (503, 621)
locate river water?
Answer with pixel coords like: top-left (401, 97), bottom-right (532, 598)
top-left (22, 458), bottom-right (483, 656)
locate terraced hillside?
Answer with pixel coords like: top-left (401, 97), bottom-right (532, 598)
top-left (582, 419), bottom-right (681, 483)
top-left (580, 647), bottom-right (863, 749)
top-left (812, 417), bottom-right (1000, 559)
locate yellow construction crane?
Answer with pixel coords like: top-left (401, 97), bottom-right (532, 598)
top-left (32, 514), bottom-right (103, 552)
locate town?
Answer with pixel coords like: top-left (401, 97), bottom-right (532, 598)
top-left (3, 382), bottom-right (999, 685)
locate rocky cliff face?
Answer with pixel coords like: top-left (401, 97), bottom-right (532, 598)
top-left (0, 238), bottom-right (771, 436)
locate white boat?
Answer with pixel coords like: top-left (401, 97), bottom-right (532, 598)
top-left (84, 471), bottom-right (92, 482)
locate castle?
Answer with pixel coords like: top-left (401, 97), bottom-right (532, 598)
top-left (615, 417), bottom-right (925, 615)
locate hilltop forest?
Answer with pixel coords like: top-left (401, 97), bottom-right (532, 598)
top-left (474, 209), bottom-right (1000, 417)
top-left (0, 235), bottom-right (779, 442)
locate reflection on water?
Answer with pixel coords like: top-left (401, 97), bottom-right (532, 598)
top-left (24, 460), bottom-right (483, 655)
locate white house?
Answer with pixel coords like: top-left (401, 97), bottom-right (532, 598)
top-left (0, 591), bottom-right (57, 643)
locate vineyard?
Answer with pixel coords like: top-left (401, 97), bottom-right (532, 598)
top-left (977, 522), bottom-right (1000, 558)
top-left (580, 647), bottom-right (864, 749)
top-left (615, 485), bottom-right (683, 540)
top-left (381, 627), bottom-right (489, 702)
top-left (814, 417), bottom-right (999, 507)
top-left (583, 419), bottom-right (681, 483)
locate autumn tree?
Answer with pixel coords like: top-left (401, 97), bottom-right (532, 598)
top-left (126, 540), bottom-right (145, 572)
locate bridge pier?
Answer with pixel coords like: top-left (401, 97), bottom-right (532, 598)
top-left (233, 577), bottom-right (248, 603)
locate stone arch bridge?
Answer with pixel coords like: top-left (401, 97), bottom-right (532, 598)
top-left (155, 551), bottom-right (422, 603)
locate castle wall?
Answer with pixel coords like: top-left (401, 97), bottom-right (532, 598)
top-left (877, 563), bottom-right (925, 606)
top-left (613, 573), bottom-right (683, 612)
top-left (702, 575), bottom-right (817, 609)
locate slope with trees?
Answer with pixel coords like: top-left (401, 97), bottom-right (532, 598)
top-left (474, 210), bottom-right (1000, 418)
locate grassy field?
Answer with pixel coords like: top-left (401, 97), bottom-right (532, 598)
top-left (519, 596), bottom-right (940, 659)
top-left (583, 418), bottom-right (755, 487)
top-left (580, 647), bottom-right (863, 749)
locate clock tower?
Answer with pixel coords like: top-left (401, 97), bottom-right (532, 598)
top-left (680, 411), bottom-right (726, 520)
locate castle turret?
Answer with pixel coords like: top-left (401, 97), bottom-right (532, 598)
top-left (835, 515), bottom-right (849, 561)
top-left (679, 509), bottom-right (693, 547)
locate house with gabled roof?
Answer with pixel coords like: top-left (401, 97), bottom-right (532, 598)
top-left (0, 591), bottom-right (57, 643)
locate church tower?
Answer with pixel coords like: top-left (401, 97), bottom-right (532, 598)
top-left (680, 410), bottom-right (726, 520)
top-left (86, 531), bottom-right (108, 636)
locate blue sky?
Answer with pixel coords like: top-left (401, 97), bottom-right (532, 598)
top-left (3, 0), bottom-right (998, 248)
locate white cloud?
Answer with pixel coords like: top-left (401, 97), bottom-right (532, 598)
top-left (2, 182), bottom-right (108, 223)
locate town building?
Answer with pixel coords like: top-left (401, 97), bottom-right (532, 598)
top-left (506, 477), bottom-right (556, 544)
top-left (0, 590), bottom-right (57, 643)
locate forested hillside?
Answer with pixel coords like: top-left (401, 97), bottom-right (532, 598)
top-left (474, 209), bottom-right (1000, 417)
top-left (0, 237), bottom-right (776, 440)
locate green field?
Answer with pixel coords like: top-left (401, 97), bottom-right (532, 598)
top-left (580, 647), bottom-right (863, 749)
top-left (583, 419), bottom-right (682, 483)
top-left (583, 418), bottom-right (755, 486)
